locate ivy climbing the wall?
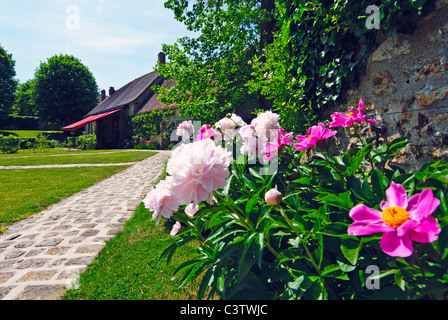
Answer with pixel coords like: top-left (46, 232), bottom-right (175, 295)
top-left (246, 0), bottom-right (435, 133)
top-left (130, 108), bottom-right (175, 141)
top-left (158, 0), bottom-right (435, 135)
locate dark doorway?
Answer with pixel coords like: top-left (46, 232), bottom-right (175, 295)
top-left (98, 113), bottom-right (120, 148)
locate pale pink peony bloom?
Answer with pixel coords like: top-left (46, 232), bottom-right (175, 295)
top-left (194, 124), bottom-right (221, 142)
top-left (265, 189), bottom-right (282, 206)
top-left (170, 221), bottom-right (182, 236)
top-left (328, 99), bottom-right (378, 128)
top-left (294, 123), bottom-right (337, 151)
top-left (251, 111), bottom-right (280, 140)
top-left (216, 114), bottom-right (246, 131)
top-left (239, 124), bottom-right (256, 140)
top-left (239, 125), bottom-right (258, 159)
top-left (230, 114), bottom-right (246, 128)
top-left (348, 182), bottom-right (441, 257)
top-left (261, 127), bottom-right (294, 162)
top-left (143, 176), bottom-right (181, 225)
top-left (216, 114), bottom-right (246, 141)
top-left (167, 138), bottom-right (232, 206)
top-left (216, 118), bottom-right (236, 131)
top-left (177, 120), bottom-right (194, 142)
top-left (185, 203), bottom-right (199, 217)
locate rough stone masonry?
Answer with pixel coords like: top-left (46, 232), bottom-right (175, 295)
top-left (0, 151), bottom-right (170, 300)
top-left (326, 0), bottom-right (448, 171)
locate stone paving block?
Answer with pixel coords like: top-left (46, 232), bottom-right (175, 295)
top-left (0, 273), bottom-right (14, 284)
top-left (18, 270), bottom-right (58, 282)
top-left (15, 285), bottom-right (67, 300)
top-left (0, 151), bottom-right (171, 300)
top-left (0, 286), bottom-right (16, 299)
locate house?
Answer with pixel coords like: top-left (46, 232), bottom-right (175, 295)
top-left (62, 52), bottom-right (180, 148)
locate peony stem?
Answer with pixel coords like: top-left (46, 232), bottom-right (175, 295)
top-left (213, 191), bottom-right (280, 258)
top-left (278, 206), bottom-right (336, 299)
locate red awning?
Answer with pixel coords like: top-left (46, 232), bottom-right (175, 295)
top-left (62, 108), bottom-right (123, 131)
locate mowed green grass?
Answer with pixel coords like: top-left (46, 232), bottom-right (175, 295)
top-left (0, 150), bottom-right (157, 232)
top-left (0, 150), bottom-right (157, 166)
top-left (62, 204), bottom-right (200, 300)
top-left (0, 166), bottom-right (130, 233)
top-left (0, 130), bottom-right (63, 138)
top-left (0, 149), bottom-right (121, 158)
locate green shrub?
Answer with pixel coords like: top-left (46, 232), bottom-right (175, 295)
top-left (132, 137), bottom-right (159, 150)
top-left (0, 135), bottom-right (21, 154)
top-left (19, 137), bottom-right (37, 150)
top-left (75, 134), bottom-right (97, 150)
top-left (130, 109), bottom-right (175, 140)
top-left (247, 0), bottom-right (435, 133)
top-left (156, 108), bottom-right (448, 300)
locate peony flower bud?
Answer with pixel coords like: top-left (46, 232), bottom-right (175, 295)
top-left (170, 221), bottom-right (182, 237)
top-left (265, 189), bottom-right (282, 206)
top-left (185, 203), bottom-right (199, 217)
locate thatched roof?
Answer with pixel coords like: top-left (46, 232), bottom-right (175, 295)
top-left (85, 71), bottom-right (160, 117)
top-left (137, 78), bottom-right (176, 114)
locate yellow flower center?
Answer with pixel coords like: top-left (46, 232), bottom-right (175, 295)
top-left (382, 206), bottom-right (410, 228)
top-left (307, 135), bottom-right (313, 140)
top-left (346, 112), bottom-right (354, 119)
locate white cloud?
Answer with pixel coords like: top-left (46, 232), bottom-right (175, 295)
top-left (0, 0), bottom-right (193, 89)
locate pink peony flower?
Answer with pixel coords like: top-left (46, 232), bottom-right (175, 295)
top-left (261, 127), bottom-right (294, 162)
top-left (194, 125), bottom-right (221, 142)
top-left (167, 138), bottom-right (232, 206)
top-left (170, 221), bottom-right (182, 236)
top-left (294, 123), bottom-right (337, 151)
top-left (348, 182), bottom-right (441, 257)
top-left (265, 189), bottom-right (282, 206)
top-left (185, 203), bottom-right (199, 217)
top-left (328, 99), bottom-right (378, 128)
top-left (177, 120), bottom-right (194, 142)
top-left (143, 176), bottom-right (181, 225)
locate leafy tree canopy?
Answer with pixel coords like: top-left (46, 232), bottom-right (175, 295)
top-left (34, 54), bottom-right (99, 127)
top-left (0, 45), bottom-right (18, 120)
top-left (155, 0), bottom-right (277, 125)
top-left (157, 0), bottom-right (433, 133)
top-left (12, 79), bottom-right (38, 117)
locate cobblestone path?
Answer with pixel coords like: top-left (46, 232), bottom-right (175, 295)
top-left (0, 151), bottom-right (170, 300)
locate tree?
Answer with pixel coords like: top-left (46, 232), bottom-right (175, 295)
top-left (246, 0), bottom-right (434, 133)
top-left (12, 79), bottom-right (38, 117)
top-left (34, 54), bottom-right (99, 126)
top-left (158, 0), bottom-right (433, 134)
top-left (155, 0), bottom-right (277, 125)
top-left (0, 45), bottom-right (18, 119)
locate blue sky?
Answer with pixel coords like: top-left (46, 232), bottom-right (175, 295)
top-left (0, 0), bottom-right (193, 91)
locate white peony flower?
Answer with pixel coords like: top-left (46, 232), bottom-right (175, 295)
top-left (176, 120), bottom-right (194, 142)
top-left (167, 138), bottom-right (232, 206)
top-left (143, 176), bottom-right (181, 225)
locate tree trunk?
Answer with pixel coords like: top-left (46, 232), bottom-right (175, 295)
top-left (259, 0), bottom-right (276, 110)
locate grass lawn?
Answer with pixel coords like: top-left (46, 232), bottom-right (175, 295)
top-left (0, 150), bottom-right (157, 166)
top-left (0, 130), bottom-right (63, 138)
top-left (62, 203), bottom-right (200, 300)
top-left (0, 166), bottom-right (131, 233)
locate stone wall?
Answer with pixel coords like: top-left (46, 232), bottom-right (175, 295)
top-left (326, 0), bottom-right (448, 171)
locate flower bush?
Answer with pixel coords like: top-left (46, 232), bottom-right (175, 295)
top-left (146, 99), bottom-right (448, 300)
top-left (0, 134), bottom-right (21, 154)
top-left (75, 134), bottom-right (97, 150)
